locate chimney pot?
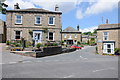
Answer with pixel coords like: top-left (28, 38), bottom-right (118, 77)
top-left (55, 4), bottom-right (59, 11)
top-left (14, 3), bottom-right (20, 9)
top-left (77, 25), bottom-right (80, 31)
top-left (106, 19), bottom-right (108, 24)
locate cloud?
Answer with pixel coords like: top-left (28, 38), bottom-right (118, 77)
top-left (5, 0), bottom-right (78, 13)
top-left (76, 0), bottom-right (119, 19)
top-left (85, 1), bottom-right (118, 15)
top-left (5, 0), bottom-right (35, 9)
top-left (76, 9), bottom-right (84, 19)
top-left (4, 0), bottom-right (119, 19)
top-left (80, 26), bottom-right (98, 33)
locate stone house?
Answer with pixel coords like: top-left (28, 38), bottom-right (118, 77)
top-left (0, 19), bottom-right (6, 43)
top-left (81, 34), bottom-right (97, 43)
top-left (61, 26), bottom-right (82, 45)
top-left (6, 3), bottom-right (62, 45)
top-left (97, 21), bottom-right (120, 54)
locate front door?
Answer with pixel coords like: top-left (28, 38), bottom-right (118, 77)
top-left (33, 31), bottom-right (42, 45)
top-left (67, 40), bottom-right (73, 45)
top-left (103, 43), bottom-right (114, 54)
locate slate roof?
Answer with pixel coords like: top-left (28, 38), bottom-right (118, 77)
top-left (62, 27), bottom-right (80, 32)
top-left (98, 23), bottom-right (120, 30)
top-left (6, 8), bottom-right (62, 14)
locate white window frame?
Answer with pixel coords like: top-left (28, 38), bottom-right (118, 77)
top-left (14, 30), bottom-right (22, 40)
top-left (69, 34), bottom-right (72, 39)
top-left (103, 32), bottom-right (109, 40)
top-left (64, 34), bottom-right (66, 38)
top-left (103, 43), bottom-right (114, 54)
top-left (48, 32), bottom-right (54, 41)
top-left (35, 16), bottom-right (41, 24)
top-left (15, 15), bottom-right (22, 24)
top-left (75, 34), bottom-right (77, 38)
top-left (48, 16), bottom-right (55, 25)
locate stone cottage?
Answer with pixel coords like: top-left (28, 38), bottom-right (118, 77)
top-left (81, 34), bottom-right (97, 44)
top-left (0, 19), bottom-right (6, 43)
top-left (97, 21), bottom-right (120, 54)
top-left (61, 26), bottom-right (82, 45)
top-left (6, 3), bottom-right (62, 45)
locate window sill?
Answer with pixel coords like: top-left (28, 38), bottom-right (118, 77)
top-left (48, 24), bottom-right (55, 26)
top-left (34, 24), bottom-right (42, 26)
top-left (15, 23), bottom-right (22, 25)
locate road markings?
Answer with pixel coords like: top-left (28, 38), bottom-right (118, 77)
top-left (80, 56), bottom-right (88, 60)
top-left (63, 74), bottom-right (74, 78)
top-left (93, 67), bottom-right (115, 72)
top-left (8, 62), bottom-right (18, 64)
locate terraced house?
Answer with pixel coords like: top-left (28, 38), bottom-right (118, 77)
top-left (97, 20), bottom-right (120, 54)
top-left (6, 3), bottom-right (62, 45)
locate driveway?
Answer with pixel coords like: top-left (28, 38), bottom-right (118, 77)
top-left (1, 45), bottom-right (119, 78)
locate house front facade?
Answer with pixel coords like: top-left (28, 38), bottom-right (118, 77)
top-left (62, 27), bottom-right (82, 45)
top-left (97, 23), bottom-right (120, 54)
top-left (6, 3), bottom-right (62, 45)
top-left (81, 35), bottom-right (97, 44)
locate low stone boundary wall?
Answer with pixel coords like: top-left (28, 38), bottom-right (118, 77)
top-left (10, 47), bottom-right (77, 58)
top-left (36, 46), bottom-right (62, 57)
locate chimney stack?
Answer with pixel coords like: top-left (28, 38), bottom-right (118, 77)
top-left (14, 3), bottom-right (20, 9)
top-left (77, 25), bottom-right (80, 31)
top-left (55, 4), bottom-right (59, 11)
top-left (106, 19), bottom-right (108, 24)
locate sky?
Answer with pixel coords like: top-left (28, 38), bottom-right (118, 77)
top-left (0, 0), bottom-right (119, 33)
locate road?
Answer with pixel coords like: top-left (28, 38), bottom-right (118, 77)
top-left (1, 45), bottom-right (118, 78)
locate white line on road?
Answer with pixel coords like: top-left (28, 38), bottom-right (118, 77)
top-left (80, 56), bottom-right (88, 60)
top-left (93, 67), bottom-right (115, 72)
top-left (8, 62), bottom-right (18, 64)
top-left (63, 74), bottom-right (74, 78)
top-left (22, 61), bottom-right (31, 63)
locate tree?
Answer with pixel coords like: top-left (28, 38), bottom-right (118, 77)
top-left (83, 32), bottom-right (92, 35)
top-left (93, 29), bottom-right (97, 34)
top-left (0, 0), bottom-right (8, 14)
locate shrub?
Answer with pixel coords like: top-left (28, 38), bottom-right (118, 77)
top-left (26, 41), bottom-right (33, 47)
top-left (60, 40), bottom-right (64, 45)
top-left (36, 43), bottom-right (42, 48)
top-left (114, 48), bottom-right (120, 55)
top-left (15, 43), bottom-right (22, 47)
top-left (53, 43), bottom-right (58, 46)
top-left (6, 40), bottom-right (11, 45)
top-left (44, 42), bottom-right (59, 47)
top-left (77, 41), bottom-right (80, 45)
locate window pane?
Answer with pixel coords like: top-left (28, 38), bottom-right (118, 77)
top-left (104, 36), bottom-right (108, 40)
top-left (107, 49), bottom-right (111, 53)
top-left (15, 31), bottom-right (20, 39)
top-left (16, 15), bottom-right (22, 23)
top-left (16, 20), bottom-right (21, 23)
top-left (49, 16), bottom-right (54, 24)
top-left (104, 32), bottom-right (108, 35)
top-left (36, 16), bottom-right (41, 24)
top-left (49, 32), bottom-right (53, 40)
top-left (17, 15), bottom-right (21, 19)
top-left (107, 44), bottom-right (111, 48)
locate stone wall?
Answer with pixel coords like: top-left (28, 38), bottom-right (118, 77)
top-left (0, 20), bottom-right (6, 43)
top-left (62, 32), bottom-right (82, 43)
top-left (6, 11), bottom-right (62, 43)
top-left (97, 29), bottom-right (119, 54)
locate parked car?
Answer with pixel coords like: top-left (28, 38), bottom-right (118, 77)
top-left (70, 45), bottom-right (82, 49)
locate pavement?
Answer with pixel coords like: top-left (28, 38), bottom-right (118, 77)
top-left (1, 44), bottom-right (119, 78)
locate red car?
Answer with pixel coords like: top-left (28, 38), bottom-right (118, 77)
top-left (70, 45), bottom-right (82, 49)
